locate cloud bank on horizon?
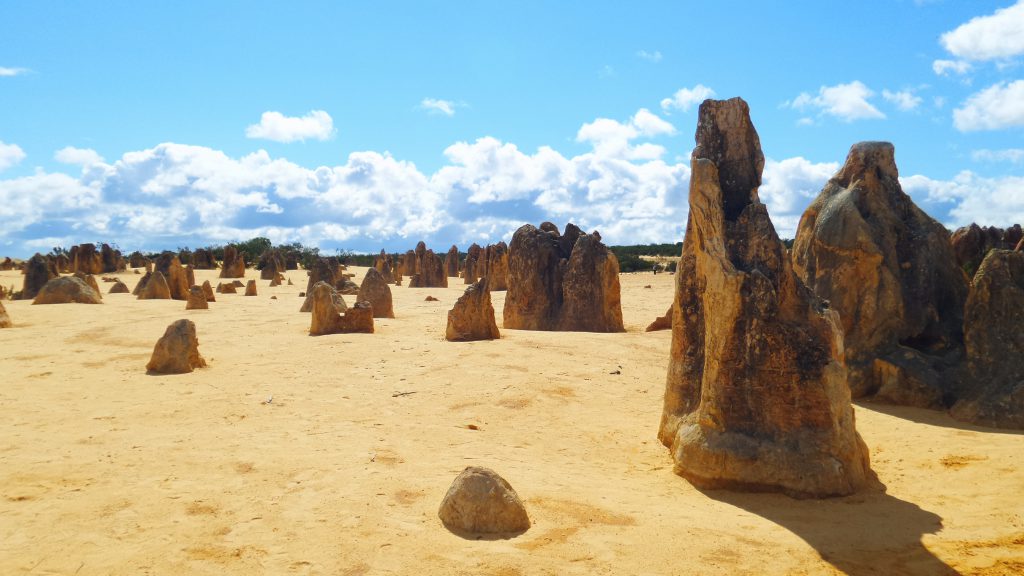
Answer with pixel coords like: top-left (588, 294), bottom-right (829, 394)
top-left (1, 1), bottom-right (1023, 257)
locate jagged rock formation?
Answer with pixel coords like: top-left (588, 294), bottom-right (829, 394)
top-left (185, 286), bottom-right (209, 310)
top-left (258, 249), bottom-right (285, 280)
top-left (480, 242), bottom-right (509, 291)
top-left (503, 222), bottom-right (624, 332)
top-left (658, 97), bottom-right (871, 498)
top-left (463, 243), bottom-right (483, 285)
top-left (201, 281), bottom-right (216, 302)
top-left (949, 250), bottom-right (1024, 428)
top-left (100, 244), bottom-right (124, 272)
top-left (191, 248), bottom-right (217, 270)
top-left (300, 281), bottom-right (347, 313)
top-left (32, 276), bottom-right (102, 305)
top-left (71, 244), bottom-right (103, 275)
top-left (219, 246), bottom-right (245, 278)
top-left (408, 242), bottom-right (448, 288)
top-left (128, 251), bottom-right (149, 269)
top-left (400, 249), bottom-right (416, 277)
top-left (336, 275), bottom-right (360, 295)
top-left (309, 282), bottom-right (373, 335)
top-left (146, 319), bottom-right (206, 374)
top-left (20, 254), bottom-right (58, 300)
top-left (306, 257), bottom-right (340, 293)
top-left (0, 301), bottom-right (10, 328)
top-left (374, 249), bottom-right (396, 283)
top-left (646, 305), bottom-right (673, 332)
top-left (357, 268), bottom-right (394, 318)
top-left (446, 280), bottom-right (500, 341)
top-left (951, 223), bottom-right (1023, 278)
top-left (438, 467), bottom-right (530, 535)
top-left (244, 280), bottom-right (258, 296)
top-left (74, 272), bottom-right (102, 299)
top-left (792, 142), bottom-right (968, 408)
top-left (109, 280), bottom-right (130, 294)
top-left (153, 252), bottom-right (191, 300)
top-left (138, 271), bottom-right (172, 300)
top-left (444, 245), bottom-right (459, 278)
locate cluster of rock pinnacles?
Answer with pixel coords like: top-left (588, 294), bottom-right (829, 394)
top-left (5, 96), bottom-right (1024, 536)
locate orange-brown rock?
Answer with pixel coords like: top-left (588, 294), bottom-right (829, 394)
top-left (32, 276), bottom-right (102, 305)
top-left (100, 243), bottom-right (124, 273)
top-left (219, 245), bottom-right (246, 278)
top-left (138, 271), bottom-right (172, 300)
top-left (300, 281), bottom-right (347, 313)
top-left (109, 280), bottom-right (130, 294)
top-left (950, 250), bottom-right (1024, 428)
top-left (191, 248), bottom-right (217, 270)
top-left (645, 306), bottom-right (672, 332)
top-left (463, 243), bottom-right (483, 284)
top-left (127, 251), bottom-right (149, 269)
top-left (216, 282), bottom-right (237, 294)
top-left (503, 222), bottom-right (623, 332)
top-left (0, 301), bottom-right (10, 328)
top-left (408, 242), bottom-right (448, 288)
top-left (951, 224), bottom-right (1023, 277)
top-left (309, 282), bottom-right (374, 335)
top-left (792, 142), bottom-right (968, 408)
top-left (0, 257), bottom-right (14, 271)
top-left (185, 285), bottom-right (209, 310)
top-left (480, 242), bottom-right (509, 291)
top-left (74, 272), bottom-right (103, 300)
top-left (153, 252), bottom-right (191, 300)
top-left (374, 249), bottom-right (395, 283)
top-left (438, 467), bottom-right (529, 535)
top-left (201, 281), bottom-right (216, 302)
top-left (446, 280), bottom-right (500, 341)
top-left (244, 280), bottom-right (258, 296)
top-left (659, 97), bottom-right (871, 498)
top-left (20, 254), bottom-right (57, 300)
top-left (357, 268), bottom-right (394, 318)
top-left (305, 257), bottom-right (340, 293)
top-left (72, 243), bottom-right (103, 275)
top-left (145, 319), bottom-right (206, 374)
top-left (258, 249), bottom-right (285, 280)
top-left (444, 245), bottom-right (459, 277)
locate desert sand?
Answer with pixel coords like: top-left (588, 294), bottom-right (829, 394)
top-left (0, 266), bottom-right (1022, 575)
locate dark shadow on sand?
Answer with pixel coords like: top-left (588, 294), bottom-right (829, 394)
top-left (699, 486), bottom-right (957, 576)
top-left (857, 400), bottom-right (1024, 436)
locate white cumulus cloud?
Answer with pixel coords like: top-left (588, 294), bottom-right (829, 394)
top-left (882, 89), bottom-right (923, 111)
top-left (55, 146), bottom-right (105, 166)
top-left (245, 110), bottom-right (335, 143)
top-left (0, 141), bottom-right (26, 172)
top-left (790, 81), bottom-right (886, 122)
top-left (940, 1), bottom-right (1024, 62)
top-left (972, 148), bottom-right (1024, 163)
top-left (902, 171), bottom-right (1024, 228)
top-left (953, 80), bottom-right (1024, 131)
top-left (760, 157), bottom-right (839, 238)
top-left (932, 59), bottom-right (972, 76)
top-left (420, 98), bottom-right (456, 116)
top-left (660, 84), bottom-right (716, 113)
top-left (577, 108), bottom-right (676, 161)
top-left (0, 67), bottom-right (29, 77)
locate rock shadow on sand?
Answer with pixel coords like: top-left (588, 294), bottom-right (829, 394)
top-left (858, 401), bottom-right (1024, 437)
top-left (699, 486), bottom-right (956, 575)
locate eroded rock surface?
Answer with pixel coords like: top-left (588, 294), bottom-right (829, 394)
top-left (219, 246), bottom-right (245, 278)
top-left (357, 268), bottom-right (394, 318)
top-left (138, 271), bottom-right (172, 300)
top-left (21, 254), bottom-right (57, 300)
top-left (438, 467), bottom-right (529, 535)
top-left (446, 279), bottom-right (500, 341)
top-left (146, 319), bottom-right (206, 374)
top-left (309, 282), bottom-right (373, 335)
top-left (503, 223), bottom-right (623, 332)
top-left (33, 276), bottom-right (102, 305)
top-left (950, 250), bottom-right (1024, 428)
top-left (186, 286), bottom-right (209, 310)
top-left (659, 97), bottom-right (871, 498)
top-left (792, 142), bottom-right (968, 407)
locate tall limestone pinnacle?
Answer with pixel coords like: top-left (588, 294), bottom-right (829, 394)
top-left (658, 97), bottom-right (873, 498)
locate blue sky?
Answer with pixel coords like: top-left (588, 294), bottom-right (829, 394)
top-left (1, 1), bottom-right (1023, 256)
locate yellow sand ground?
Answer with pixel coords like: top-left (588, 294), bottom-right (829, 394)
top-left (0, 266), bottom-right (1021, 576)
